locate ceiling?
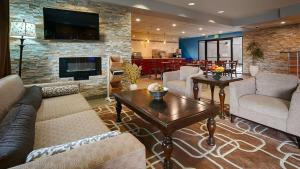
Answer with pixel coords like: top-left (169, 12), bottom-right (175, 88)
top-left (131, 12), bottom-right (240, 38)
top-left (98, 0), bottom-right (300, 38)
top-left (154, 0), bottom-right (300, 19)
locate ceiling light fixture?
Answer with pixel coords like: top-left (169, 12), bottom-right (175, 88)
top-left (281, 21), bottom-right (286, 24)
top-left (182, 31), bottom-right (185, 34)
top-left (135, 18), bottom-right (141, 22)
top-left (217, 10), bottom-right (224, 14)
top-left (202, 33), bottom-right (206, 36)
top-left (156, 28), bottom-right (160, 31)
top-left (198, 27), bottom-right (203, 31)
top-left (208, 20), bottom-right (216, 23)
top-left (172, 23), bottom-right (177, 27)
top-left (188, 2), bottom-right (195, 6)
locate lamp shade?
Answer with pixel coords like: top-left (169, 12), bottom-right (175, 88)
top-left (10, 20), bottom-right (36, 39)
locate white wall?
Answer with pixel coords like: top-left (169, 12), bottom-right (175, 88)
top-left (131, 32), bottom-right (179, 58)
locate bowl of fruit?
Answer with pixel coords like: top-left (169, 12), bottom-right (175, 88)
top-left (147, 83), bottom-right (168, 100)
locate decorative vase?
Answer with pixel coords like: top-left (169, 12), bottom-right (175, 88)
top-left (129, 84), bottom-right (138, 90)
top-left (213, 72), bottom-right (222, 80)
top-left (249, 65), bottom-right (259, 76)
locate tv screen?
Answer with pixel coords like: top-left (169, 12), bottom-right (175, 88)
top-left (43, 8), bottom-right (99, 40)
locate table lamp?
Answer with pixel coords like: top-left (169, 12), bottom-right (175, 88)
top-left (10, 19), bottom-right (36, 77)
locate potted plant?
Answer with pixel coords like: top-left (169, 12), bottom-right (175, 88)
top-left (125, 63), bottom-right (141, 90)
top-left (246, 41), bottom-right (264, 76)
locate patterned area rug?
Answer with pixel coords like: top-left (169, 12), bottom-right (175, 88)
top-left (93, 100), bottom-right (300, 169)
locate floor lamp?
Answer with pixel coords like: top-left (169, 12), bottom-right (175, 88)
top-left (10, 19), bottom-right (36, 77)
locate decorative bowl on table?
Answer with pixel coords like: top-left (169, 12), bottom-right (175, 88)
top-left (213, 72), bottom-right (222, 80)
top-left (147, 83), bottom-right (168, 100)
top-left (211, 66), bottom-right (225, 80)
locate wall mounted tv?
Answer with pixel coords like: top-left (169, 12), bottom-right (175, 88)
top-left (43, 8), bottom-right (100, 40)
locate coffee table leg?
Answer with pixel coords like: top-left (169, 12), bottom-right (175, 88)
top-left (207, 117), bottom-right (216, 146)
top-left (162, 136), bottom-right (173, 169)
top-left (219, 86), bottom-right (225, 119)
top-left (116, 99), bottom-right (122, 122)
top-left (193, 81), bottom-right (199, 100)
top-left (210, 84), bottom-right (215, 102)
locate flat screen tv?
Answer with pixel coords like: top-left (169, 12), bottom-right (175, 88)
top-left (43, 8), bottom-right (99, 40)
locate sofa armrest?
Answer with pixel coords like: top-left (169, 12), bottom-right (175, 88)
top-left (185, 70), bottom-right (204, 98)
top-left (287, 85), bottom-right (300, 136)
top-left (229, 78), bottom-right (256, 115)
top-left (11, 133), bottom-right (146, 169)
top-left (163, 70), bottom-right (180, 86)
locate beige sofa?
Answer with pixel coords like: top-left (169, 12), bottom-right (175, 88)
top-left (163, 66), bottom-right (203, 98)
top-left (0, 75), bottom-right (145, 169)
top-left (230, 72), bottom-right (300, 148)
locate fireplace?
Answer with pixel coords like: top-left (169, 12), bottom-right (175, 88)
top-left (59, 57), bottom-right (101, 80)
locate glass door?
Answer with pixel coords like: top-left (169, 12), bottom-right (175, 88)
top-left (198, 37), bottom-right (243, 73)
top-left (219, 39), bottom-right (231, 61)
top-left (207, 41), bottom-right (218, 62)
top-left (233, 37), bottom-right (243, 74)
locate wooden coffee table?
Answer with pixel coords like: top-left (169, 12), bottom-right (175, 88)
top-left (192, 75), bottom-right (243, 119)
top-left (113, 89), bottom-right (219, 169)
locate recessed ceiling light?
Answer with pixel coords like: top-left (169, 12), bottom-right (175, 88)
top-left (202, 33), bottom-right (206, 36)
top-left (217, 10), bottom-right (224, 14)
top-left (135, 18), bottom-right (141, 22)
top-left (281, 21), bottom-right (286, 24)
top-left (188, 2), bottom-right (195, 6)
top-left (156, 28), bottom-right (160, 31)
top-left (172, 23), bottom-right (177, 27)
top-left (198, 27), bottom-right (203, 31)
top-left (208, 20), bottom-right (216, 23)
top-left (182, 31), bottom-right (185, 34)
top-left (219, 31), bottom-right (223, 34)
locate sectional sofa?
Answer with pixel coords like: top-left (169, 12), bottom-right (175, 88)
top-left (0, 75), bottom-right (146, 169)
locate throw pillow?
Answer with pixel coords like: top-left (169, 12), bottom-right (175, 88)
top-left (17, 86), bottom-right (42, 110)
top-left (26, 131), bottom-right (121, 162)
top-left (42, 85), bottom-right (79, 98)
top-left (0, 104), bottom-right (36, 168)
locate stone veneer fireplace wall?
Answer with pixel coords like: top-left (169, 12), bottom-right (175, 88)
top-left (9, 0), bottom-right (131, 98)
top-left (243, 24), bottom-right (300, 74)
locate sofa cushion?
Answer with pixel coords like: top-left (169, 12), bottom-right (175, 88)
top-left (42, 85), bottom-right (79, 98)
top-left (179, 66), bottom-right (199, 81)
top-left (26, 131), bottom-right (121, 162)
top-left (34, 110), bottom-right (110, 149)
top-left (0, 75), bottom-right (25, 121)
top-left (239, 94), bottom-right (290, 131)
top-left (166, 80), bottom-right (186, 96)
top-left (36, 94), bottom-right (91, 121)
top-left (0, 104), bottom-right (36, 168)
top-left (17, 86), bottom-right (42, 111)
top-left (256, 72), bottom-right (298, 100)
top-left (239, 94), bottom-right (289, 119)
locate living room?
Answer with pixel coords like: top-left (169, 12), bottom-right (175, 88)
top-left (1, 0), bottom-right (300, 169)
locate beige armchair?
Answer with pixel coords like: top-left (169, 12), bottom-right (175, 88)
top-left (230, 72), bottom-right (300, 148)
top-left (163, 66), bottom-right (203, 98)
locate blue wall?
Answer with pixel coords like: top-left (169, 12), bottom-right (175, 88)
top-left (179, 32), bottom-right (243, 60)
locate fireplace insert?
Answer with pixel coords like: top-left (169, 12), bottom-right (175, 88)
top-left (59, 57), bottom-right (101, 80)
